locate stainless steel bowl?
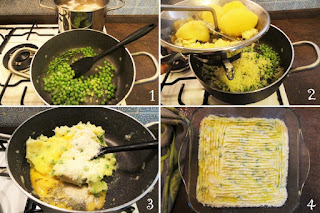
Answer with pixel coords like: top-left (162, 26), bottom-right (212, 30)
top-left (161, 0), bottom-right (270, 54)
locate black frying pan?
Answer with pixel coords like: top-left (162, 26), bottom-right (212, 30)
top-left (189, 25), bottom-right (320, 104)
top-left (30, 29), bottom-right (158, 105)
top-left (2, 107), bottom-right (158, 212)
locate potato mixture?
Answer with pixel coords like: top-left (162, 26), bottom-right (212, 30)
top-left (172, 1), bottom-right (259, 48)
top-left (202, 43), bottom-right (283, 92)
top-left (26, 122), bottom-right (117, 211)
top-left (197, 116), bottom-right (288, 207)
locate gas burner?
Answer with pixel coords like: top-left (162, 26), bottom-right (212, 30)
top-left (170, 57), bottom-right (189, 73)
top-left (161, 52), bottom-right (189, 73)
top-left (3, 44), bottom-right (38, 78)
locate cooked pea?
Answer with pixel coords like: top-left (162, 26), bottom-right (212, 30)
top-left (44, 48), bottom-right (117, 105)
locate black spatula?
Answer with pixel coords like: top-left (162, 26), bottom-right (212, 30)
top-left (71, 23), bottom-right (156, 78)
top-left (92, 140), bottom-right (158, 160)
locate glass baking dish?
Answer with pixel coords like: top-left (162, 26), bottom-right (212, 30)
top-left (187, 107), bottom-right (310, 213)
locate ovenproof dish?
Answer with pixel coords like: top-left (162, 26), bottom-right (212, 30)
top-left (197, 115), bottom-right (288, 207)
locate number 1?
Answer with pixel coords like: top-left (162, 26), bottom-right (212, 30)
top-left (150, 90), bottom-right (155, 102)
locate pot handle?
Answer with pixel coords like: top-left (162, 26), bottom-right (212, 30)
top-left (106, 0), bottom-right (125, 12)
top-left (38, 0), bottom-right (55, 10)
top-left (299, 130), bottom-right (310, 194)
top-left (290, 41), bottom-right (320, 73)
top-left (0, 133), bottom-right (11, 141)
top-left (132, 52), bottom-right (159, 85)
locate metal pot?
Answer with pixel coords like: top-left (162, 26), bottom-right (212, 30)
top-left (0, 107), bottom-right (159, 212)
top-left (161, 0), bottom-right (270, 79)
top-left (189, 25), bottom-right (320, 104)
top-left (161, 0), bottom-right (270, 55)
top-left (39, 0), bottom-right (125, 32)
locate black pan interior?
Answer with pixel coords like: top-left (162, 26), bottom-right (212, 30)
top-left (31, 30), bottom-right (135, 105)
top-left (7, 107), bottom-right (158, 210)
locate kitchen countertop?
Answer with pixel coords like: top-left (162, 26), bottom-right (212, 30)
top-left (105, 21), bottom-right (159, 105)
top-left (170, 107), bottom-right (320, 213)
top-left (271, 14), bottom-right (320, 105)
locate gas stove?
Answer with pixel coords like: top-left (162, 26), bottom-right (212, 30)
top-left (0, 24), bottom-right (58, 105)
top-left (161, 67), bottom-right (289, 105)
top-left (0, 24), bottom-right (129, 106)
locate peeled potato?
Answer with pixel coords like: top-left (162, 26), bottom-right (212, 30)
top-left (222, 1), bottom-right (247, 14)
top-left (219, 8), bottom-right (258, 37)
top-left (175, 20), bottom-right (210, 42)
top-left (198, 4), bottom-right (223, 27)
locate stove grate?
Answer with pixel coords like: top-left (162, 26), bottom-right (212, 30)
top-left (161, 70), bottom-right (284, 105)
top-left (0, 23), bottom-right (58, 105)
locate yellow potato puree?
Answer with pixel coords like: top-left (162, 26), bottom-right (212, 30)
top-left (197, 116), bottom-right (288, 207)
top-left (173, 1), bottom-right (259, 48)
top-left (26, 122), bottom-right (117, 211)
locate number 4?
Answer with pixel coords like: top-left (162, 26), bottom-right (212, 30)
top-left (307, 199), bottom-right (316, 210)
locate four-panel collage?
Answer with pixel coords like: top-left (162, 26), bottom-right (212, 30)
top-left (0, 0), bottom-right (319, 213)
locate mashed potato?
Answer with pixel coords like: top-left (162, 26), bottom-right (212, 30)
top-left (26, 122), bottom-right (117, 211)
top-left (202, 43), bottom-right (283, 92)
top-left (172, 1), bottom-right (259, 48)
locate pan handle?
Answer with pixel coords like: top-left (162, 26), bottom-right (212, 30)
top-left (38, 0), bottom-right (55, 10)
top-left (145, 122), bottom-right (158, 129)
top-left (0, 133), bottom-right (10, 177)
top-left (0, 167), bottom-right (9, 177)
top-left (133, 52), bottom-right (159, 85)
top-left (105, 0), bottom-right (125, 12)
top-left (299, 130), bottom-right (310, 194)
top-left (290, 41), bottom-right (320, 73)
top-left (0, 133), bottom-right (11, 141)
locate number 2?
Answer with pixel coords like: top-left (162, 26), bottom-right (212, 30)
top-left (308, 89), bottom-right (316, 101)
top-left (307, 199), bottom-right (316, 210)
top-left (147, 198), bottom-right (154, 210)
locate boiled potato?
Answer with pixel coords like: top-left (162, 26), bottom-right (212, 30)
top-left (175, 20), bottom-right (210, 42)
top-left (219, 8), bottom-right (258, 37)
top-left (198, 4), bottom-right (223, 27)
top-left (222, 1), bottom-right (247, 14)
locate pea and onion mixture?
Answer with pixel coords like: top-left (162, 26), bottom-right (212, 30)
top-left (202, 43), bottom-right (283, 92)
top-left (43, 47), bottom-right (117, 105)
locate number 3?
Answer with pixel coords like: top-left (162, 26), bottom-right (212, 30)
top-left (147, 198), bottom-right (154, 210)
top-left (308, 89), bottom-right (316, 101)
